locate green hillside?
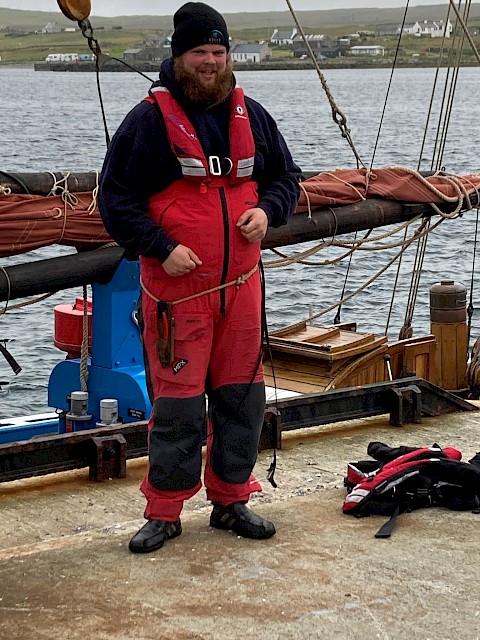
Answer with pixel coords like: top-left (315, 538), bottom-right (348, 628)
top-left (1, 4), bottom-right (480, 31)
top-left (1, 4), bottom-right (480, 64)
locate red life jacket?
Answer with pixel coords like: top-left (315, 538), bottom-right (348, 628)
top-left (141, 86), bottom-right (261, 301)
top-left (343, 443), bottom-right (480, 538)
top-left (146, 86), bottom-right (255, 185)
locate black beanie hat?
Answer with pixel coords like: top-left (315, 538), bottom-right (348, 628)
top-left (171, 2), bottom-right (230, 58)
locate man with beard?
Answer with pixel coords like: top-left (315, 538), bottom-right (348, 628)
top-left (99, 2), bottom-right (301, 554)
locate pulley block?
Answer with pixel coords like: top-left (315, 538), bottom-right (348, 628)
top-left (57, 0), bottom-right (91, 21)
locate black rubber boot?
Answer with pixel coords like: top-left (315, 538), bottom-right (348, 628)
top-left (210, 503), bottom-right (276, 539)
top-left (128, 519), bottom-right (182, 553)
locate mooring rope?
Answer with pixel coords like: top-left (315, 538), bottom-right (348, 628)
top-left (467, 207), bottom-right (480, 355)
top-left (369, 0), bottom-right (410, 172)
top-left (79, 285), bottom-right (90, 393)
top-left (263, 215), bottom-right (423, 269)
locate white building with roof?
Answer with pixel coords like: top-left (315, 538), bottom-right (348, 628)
top-left (231, 43), bottom-right (270, 63)
top-left (270, 28), bottom-right (297, 45)
top-left (350, 45), bottom-right (385, 56)
top-left (404, 19), bottom-right (453, 38)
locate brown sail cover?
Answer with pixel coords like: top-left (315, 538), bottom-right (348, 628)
top-left (1, 167), bottom-right (480, 258)
top-left (297, 167), bottom-right (480, 211)
top-left (0, 192), bottom-right (112, 258)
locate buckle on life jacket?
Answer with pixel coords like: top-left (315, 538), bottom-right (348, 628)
top-left (209, 156), bottom-right (222, 176)
top-left (208, 156), bottom-right (233, 176)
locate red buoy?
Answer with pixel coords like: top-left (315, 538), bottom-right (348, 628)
top-left (54, 297), bottom-right (92, 359)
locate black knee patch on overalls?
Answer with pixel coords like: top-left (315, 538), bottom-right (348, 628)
top-left (209, 382), bottom-right (265, 484)
top-left (148, 395), bottom-right (206, 491)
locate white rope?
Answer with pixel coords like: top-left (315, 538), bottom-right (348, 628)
top-left (273, 215), bottom-right (445, 333)
top-left (140, 264), bottom-right (258, 306)
top-left (87, 171), bottom-right (100, 215)
top-left (79, 285), bottom-right (89, 393)
top-left (263, 215), bottom-right (423, 269)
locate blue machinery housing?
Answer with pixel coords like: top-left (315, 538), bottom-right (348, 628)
top-left (0, 259), bottom-right (151, 445)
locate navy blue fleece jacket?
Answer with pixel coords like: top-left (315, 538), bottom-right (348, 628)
top-left (99, 58), bottom-right (302, 262)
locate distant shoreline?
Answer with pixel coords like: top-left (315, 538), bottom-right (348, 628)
top-left (1, 60), bottom-right (478, 73)
top-left (28, 59), bottom-right (480, 73)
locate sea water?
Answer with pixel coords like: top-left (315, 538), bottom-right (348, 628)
top-left (1, 65), bottom-right (479, 417)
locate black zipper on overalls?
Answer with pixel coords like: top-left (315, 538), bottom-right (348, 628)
top-left (219, 186), bottom-right (229, 317)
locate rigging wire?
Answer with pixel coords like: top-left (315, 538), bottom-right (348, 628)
top-left (433, 1), bottom-right (471, 169)
top-left (367, 0), bottom-right (410, 335)
top-left (78, 18), bottom-right (155, 148)
top-left (448, 0), bottom-right (480, 64)
top-left (467, 208), bottom-right (479, 354)
top-left (283, 0), bottom-right (368, 321)
top-left (399, 1), bottom-right (471, 340)
top-left (386, 2), bottom-right (453, 336)
top-left (284, 0), bottom-right (364, 167)
top-left (369, 0), bottom-right (411, 170)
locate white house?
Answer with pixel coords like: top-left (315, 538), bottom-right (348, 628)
top-left (403, 19), bottom-right (453, 38)
top-left (42, 22), bottom-right (62, 34)
top-left (231, 43), bottom-right (269, 63)
top-left (270, 28), bottom-right (297, 45)
top-left (350, 45), bottom-right (385, 56)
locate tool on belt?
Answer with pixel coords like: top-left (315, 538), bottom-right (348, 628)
top-left (156, 301), bottom-right (175, 367)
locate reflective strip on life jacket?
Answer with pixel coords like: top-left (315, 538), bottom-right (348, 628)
top-left (237, 156), bottom-right (255, 177)
top-left (147, 85), bottom-right (256, 184)
top-left (177, 157), bottom-right (207, 177)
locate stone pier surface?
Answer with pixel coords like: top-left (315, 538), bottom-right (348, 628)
top-left (1, 409), bottom-right (480, 640)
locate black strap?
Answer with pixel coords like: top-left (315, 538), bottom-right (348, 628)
top-left (267, 448), bottom-right (278, 488)
top-left (374, 503), bottom-right (401, 538)
top-left (259, 260), bottom-right (278, 489)
top-left (0, 342), bottom-right (21, 375)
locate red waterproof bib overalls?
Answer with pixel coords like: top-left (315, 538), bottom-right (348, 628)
top-left (139, 87), bottom-right (265, 520)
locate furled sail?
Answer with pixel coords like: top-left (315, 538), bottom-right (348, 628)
top-left (1, 167), bottom-right (479, 258)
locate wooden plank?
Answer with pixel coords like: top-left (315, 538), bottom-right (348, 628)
top-left (263, 364), bottom-right (331, 388)
top-left (326, 335), bottom-right (388, 361)
top-left (269, 325), bottom-right (339, 344)
top-left (387, 335), bottom-right (437, 381)
top-left (404, 339), bottom-right (437, 383)
top-left (268, 334), bottom-right (387, 362)
top-left (263, 374), bottom-right (327, 394)
top-left (325, 345), bottom-right (388, 390)
top-left (431, 324), bottom-right (467, 390)
top-left (315, 332), bottom-right (375, 353)
top-left (265, 358), bottom-right (331, 377)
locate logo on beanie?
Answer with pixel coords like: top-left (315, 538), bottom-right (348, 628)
top-left (208, 29), bottom-right (225, 44)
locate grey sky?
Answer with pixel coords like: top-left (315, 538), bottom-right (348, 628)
top-left (0, 1), bottom-right (455, 17)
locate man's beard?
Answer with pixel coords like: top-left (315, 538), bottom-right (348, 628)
top-left (174, 56), bottom-right (233, 105)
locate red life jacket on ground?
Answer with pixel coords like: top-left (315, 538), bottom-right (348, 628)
top-left (343, 443), bottom-right (480, 538)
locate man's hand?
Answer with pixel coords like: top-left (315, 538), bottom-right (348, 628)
top-left (236, 207), bottom-right (268, 244)
top-left (162, 244), bottom-right (202, 276)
